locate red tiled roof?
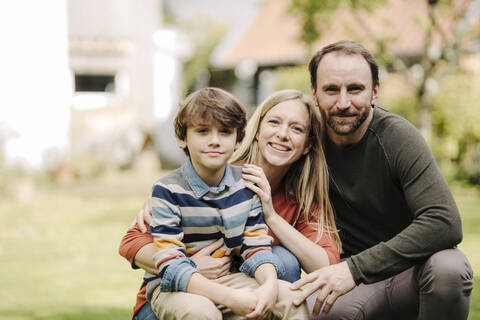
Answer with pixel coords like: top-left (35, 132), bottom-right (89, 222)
top-left (212, 0), bottom-right (478, 68)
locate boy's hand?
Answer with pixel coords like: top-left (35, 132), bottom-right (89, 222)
top-left (129, 194), bottom-right (153, 232)
top-left (191, 239), bottom-right (232, 279)
top-left (225, 288), bottom-right (258, 316)
top-left (246, 280), bottom-right (278, 319)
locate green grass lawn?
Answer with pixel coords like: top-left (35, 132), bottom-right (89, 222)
top-left (0, 169), bottom-right (478, 319)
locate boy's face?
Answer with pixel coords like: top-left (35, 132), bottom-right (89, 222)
top-left (178, 122), bottom-right (239, 179)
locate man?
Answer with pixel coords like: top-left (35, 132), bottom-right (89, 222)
top-left (291, 40), bottom-right (473, 320)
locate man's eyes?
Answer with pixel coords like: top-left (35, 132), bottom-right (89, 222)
top-left (324, 85), bottom-right (364, 94)
top-left (348, 86), bottom-right (364, 93)
top-left (325, 87), bottom-right (339, 93)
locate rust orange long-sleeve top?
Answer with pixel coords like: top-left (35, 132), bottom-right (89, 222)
top-left (119, 190), bottom-right (340, 319)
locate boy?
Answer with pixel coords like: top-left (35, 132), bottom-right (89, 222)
top-left (144, 87), bottom-right (308, 319)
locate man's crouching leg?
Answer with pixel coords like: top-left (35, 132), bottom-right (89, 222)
top-left (416, 248), bottom-right (473, 320)
top-left (150, 286), bottom-right (222, 320)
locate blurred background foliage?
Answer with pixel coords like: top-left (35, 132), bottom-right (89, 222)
top-left (1, 0), bottom-right (480, 318)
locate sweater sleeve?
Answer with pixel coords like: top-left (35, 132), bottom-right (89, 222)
top-left (150, 184), bottom-right (198, 291)
top-left (240, 196), bottom-right (274, 260)
top-left (239, 196), bottom-right (286, 277)
top-left (346, 119), bottom-right (462, 284)
top-left (118, 223), bottom-right (153, 269)
top-left (296, 216), bottom-right (340, 265)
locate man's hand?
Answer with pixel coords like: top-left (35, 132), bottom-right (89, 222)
top-left (291, 261), bottom-right (355, 316)
top-left (190, 239), bottom-right (232, 279)
top-left (129, 195), bottom-right (153, 232)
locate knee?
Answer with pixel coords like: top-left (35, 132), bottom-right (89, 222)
top-left (153, 294), bottom-right (221, 320)
top-left (418, 249), bottom-right (473, 297)
top-left (179, 297), bottom-right (221, 320)
top-left (272, 245), bottom-right (301, 283)
top-left (276, 280), bottom-right (310, 318)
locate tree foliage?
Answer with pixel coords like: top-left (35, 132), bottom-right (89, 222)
top-left (289, 0), bottom-right (480, 184)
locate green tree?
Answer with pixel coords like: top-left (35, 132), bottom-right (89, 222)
top-left (289, 0), bottom-right (480, 183)
top-left (290, 0), bottom-right (479, 140)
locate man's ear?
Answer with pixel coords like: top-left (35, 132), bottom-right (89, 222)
top-left (310, 84), bottom-right (319, 106)
top-left (371, 82), bottom-right (380, 105)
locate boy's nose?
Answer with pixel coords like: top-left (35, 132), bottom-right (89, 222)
top-left (208, 132), bottom-right (220, 145)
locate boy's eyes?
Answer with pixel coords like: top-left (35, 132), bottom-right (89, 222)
top-left (194, 127), bottom-right (233, 134)
top-left (219, 128), bottom-right (233, 134)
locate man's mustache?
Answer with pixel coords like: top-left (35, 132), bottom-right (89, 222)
top-left (329, 110), bottom-right (358, 117)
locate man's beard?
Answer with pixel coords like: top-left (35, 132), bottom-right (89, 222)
top-left (326, 106), bottom-right (371, 136)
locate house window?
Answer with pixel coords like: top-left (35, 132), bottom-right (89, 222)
top-left (74, 74), bottom-right (115, 92)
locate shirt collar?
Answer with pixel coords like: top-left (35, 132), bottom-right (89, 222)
top-left (183, 158), bottom-right (236, 198)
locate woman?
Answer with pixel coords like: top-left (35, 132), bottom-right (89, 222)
top-left (119, 89), bottom-right (341, 320)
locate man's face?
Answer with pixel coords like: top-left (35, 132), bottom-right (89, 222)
top-left (312, 52), bottom-right (378, 145)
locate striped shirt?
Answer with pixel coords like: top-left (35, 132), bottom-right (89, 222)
top-left (144, 159), bottom-right (280, 297)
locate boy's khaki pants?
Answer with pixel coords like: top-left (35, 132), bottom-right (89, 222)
top-left (150, 272), bottom-right (309, 320)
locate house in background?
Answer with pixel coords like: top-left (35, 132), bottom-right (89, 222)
top-left (68, 0), bottom-right (191, 168)
top-left (68, 0), bottom-right (162, 167)
top-left (209, 0), bottom-right (480, 106)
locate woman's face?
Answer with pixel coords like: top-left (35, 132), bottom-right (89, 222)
top-left (256, 99), bottom-right (311, 170)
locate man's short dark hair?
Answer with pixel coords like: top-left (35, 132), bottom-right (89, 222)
top-left (309, 40), bottom-right (379, 91)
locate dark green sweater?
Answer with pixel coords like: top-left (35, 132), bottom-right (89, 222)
top-left (325, 107), bottom-right (462, 284)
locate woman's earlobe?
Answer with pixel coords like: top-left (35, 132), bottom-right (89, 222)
top-left (303, 142), bottom-right (312, 155)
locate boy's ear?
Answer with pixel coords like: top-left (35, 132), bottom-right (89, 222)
top-left (177, 139), bottom-right (187, 150)
top-left (234, 141), bottom-right (241, 151)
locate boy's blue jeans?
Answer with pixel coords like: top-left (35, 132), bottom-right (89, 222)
top-left (135, 245), bottom-right (301, 320)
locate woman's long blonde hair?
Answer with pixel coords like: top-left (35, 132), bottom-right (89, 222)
top-left (230, 89), bottom-right (341, 250)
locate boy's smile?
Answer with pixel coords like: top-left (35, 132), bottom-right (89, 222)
top-left (178, 123), bottom-right (239, 186)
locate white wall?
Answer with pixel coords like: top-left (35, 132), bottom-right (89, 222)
top-left (0, 0), bottom-right (71, 169)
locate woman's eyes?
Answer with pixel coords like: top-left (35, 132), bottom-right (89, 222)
top-left (268, 119), bottom-right (279, 125)
top-left (267, 119), bottom-right (305, 133)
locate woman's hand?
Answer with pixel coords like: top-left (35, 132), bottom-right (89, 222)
top-left (129, 195), bottom-right (153, 233)
top-left (190, 239), bottom-right (232, 279)
top-left (242, 164), bottom-right (276, 221)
